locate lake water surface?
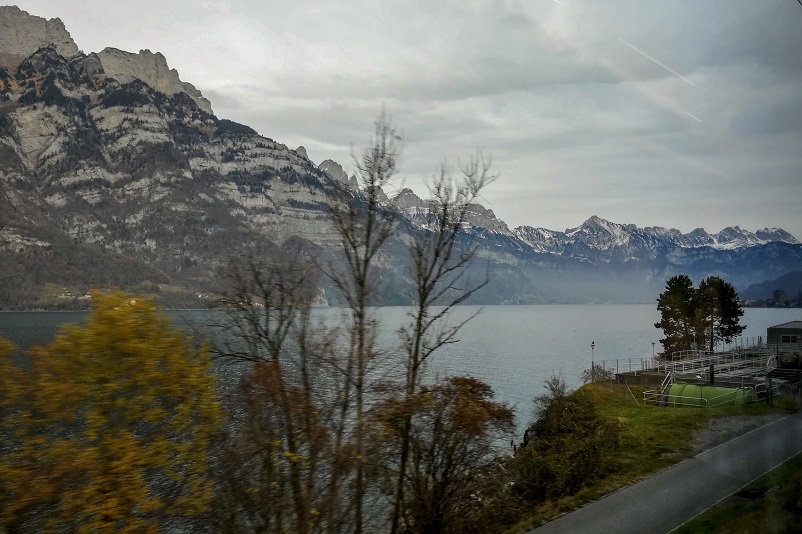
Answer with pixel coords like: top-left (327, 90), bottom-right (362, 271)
top-left (2, 305), bottom-right (799, 427)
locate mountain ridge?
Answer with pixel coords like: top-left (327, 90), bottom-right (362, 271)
top-left (514, 215), bottom-right (798, 257)
top-left (1, 5), bottom-right (801, 309)
top-left (741, 271), bottom-right (802, 302)
top-left (391, 186), bottom-right (799, 255)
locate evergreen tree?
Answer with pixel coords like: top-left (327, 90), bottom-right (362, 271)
top-left (695, 276), bottom-right (746, 352)
top-left (654, 275), bottom-right (746, 357)
top-left (654, 275), bottom-right (697, 357)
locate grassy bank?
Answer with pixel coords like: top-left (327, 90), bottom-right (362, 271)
top-left (507, 383), bottom-right (786, 532)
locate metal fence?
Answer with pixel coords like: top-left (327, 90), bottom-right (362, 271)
top-left (642, 381), bottom-right (780, 408)
top-left (656, 350), bottom-right (775, 377)
top-left (596, 351), bottom-right (772, 378)
top-left (596, 358), bottom-right (661, 375)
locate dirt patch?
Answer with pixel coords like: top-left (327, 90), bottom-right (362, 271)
top-left (690, 413), bottom-right (789, 455)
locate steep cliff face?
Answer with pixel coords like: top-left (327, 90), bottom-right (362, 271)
top-left (318, 158), bottom-right (358, 189)
top-left (0, 6), bottom-right (213, 115)
top-left (0, 32), bottom-right (350, 307)
top-left (94, 48), bottom-right (213, 114)
top-left (0, 6), bottom-right (79, 68)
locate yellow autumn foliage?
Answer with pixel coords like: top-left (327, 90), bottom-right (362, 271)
top-left (0, 291), bottom-right (222, 532)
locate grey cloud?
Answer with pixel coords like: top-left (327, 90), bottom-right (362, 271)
top-left (730, 92), bottom-right (802, 137)
top-left (695, 2), bottom-right (802, 74)
top-left (244, 49), bottom-right (621, 104)
top-left (500, 12), bottom-right (534, 31)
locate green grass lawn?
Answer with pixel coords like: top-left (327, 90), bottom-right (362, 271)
top-left (506, 383), bottom-right (787, 532)
top-left (671, 451), bottom-right (802, 534)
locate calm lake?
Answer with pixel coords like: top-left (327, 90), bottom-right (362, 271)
top-left (1, 305), bottom-right (799, 427)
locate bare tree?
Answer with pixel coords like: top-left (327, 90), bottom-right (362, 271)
top-left (214, 113), bottom-right (403, 534)
top-left (324, 111), bottom-right (401, 534)
top-left (213, 247), bottom-right (342, 533)
top-left (386, 154), bottom-right (498, 533)
top-left (212, 115), bottom-right (505, 533)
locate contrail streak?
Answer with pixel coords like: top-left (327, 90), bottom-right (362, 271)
top-left (618, 38), bottom-right (696, 86)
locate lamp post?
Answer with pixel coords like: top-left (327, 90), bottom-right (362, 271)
top-left (652, 342), bottom-right (656, 359)
top-left (591, 341), bottom-right (595, 382)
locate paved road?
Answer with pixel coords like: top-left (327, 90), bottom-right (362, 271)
top-left (529, 410), bottom-right (802, 534)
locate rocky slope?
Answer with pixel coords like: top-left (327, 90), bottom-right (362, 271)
top-left (1, 5), bottom-right (801, 308)
top-left (0, 11), bottom-right (350, 307)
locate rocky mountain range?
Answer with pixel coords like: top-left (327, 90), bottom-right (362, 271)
top-left (1, 5), bottom-right (801, 309)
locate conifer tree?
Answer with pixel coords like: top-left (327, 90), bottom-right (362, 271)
top-left (695, 276), bottom-right (746, 352)
top-left (654, 275), bottom-right (697, 356)
top-left (654, 274), bottom-right (745, 356)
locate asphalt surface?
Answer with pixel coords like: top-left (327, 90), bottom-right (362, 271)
top-left (528, 409), bottom-right (802, 534)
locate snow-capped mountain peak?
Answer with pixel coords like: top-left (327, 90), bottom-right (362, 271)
top-left (515, 216), bottom-right (799, 258)
top-left (562, 216), bottom-right (632, 249)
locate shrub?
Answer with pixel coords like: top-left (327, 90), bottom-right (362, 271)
top-left (512, 377), bottom-right (620, 502)
top-left (17, 87), bottom-right (37, 105)
top-left (580, 363), bottom-right (616, 384)
top-left (102, 84), bottom-right (151, 108)
top-left (214, 118), bottom-right (256, 136)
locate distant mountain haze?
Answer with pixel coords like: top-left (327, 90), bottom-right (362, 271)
top-left (741, 271), bottom-right (802, 302)
top-left (1, 6), bottom-right (801, 309)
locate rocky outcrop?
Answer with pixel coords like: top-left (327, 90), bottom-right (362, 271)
top-left (392, 188), bottom-right (428, 210)
top-left (319, 158), bottom-right (358, 190)
top-left (465, 203), bottom-right (510, 234)
top-left (94, 48), bottom-right (213, 114)
top-left (0, 6), bottom-right (80, 68)
top-left (319, 159), bottom-right (348, 184)
top-left (0, 7), bottom-right (212, 114)
top-left (295, 145), bottom-right (310, 162)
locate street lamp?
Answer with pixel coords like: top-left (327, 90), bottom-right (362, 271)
top-left (652, 342), bottom-right (656, 359)
top-left (591, 341), bottom-right (595, 382)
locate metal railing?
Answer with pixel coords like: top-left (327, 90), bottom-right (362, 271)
top-left (653, 347), bottom-right (776, 378)
top-left (642, 380), bottom-right (781, 408)
top-left (609, 344), bottom-right (786, 381)
top-left (669, 349), bottom-right (713, 361)
top-left (598, 358), bottom-right (661, 376)
top-left (642, 389), bottom-right (749, 408)
top-left (660, 371), bottom-right (674, 393)
top-left (668, 337), bottom-right (768, 360)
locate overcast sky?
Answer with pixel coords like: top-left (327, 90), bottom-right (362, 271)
top-left (14, 0), bottom-right (802, 238)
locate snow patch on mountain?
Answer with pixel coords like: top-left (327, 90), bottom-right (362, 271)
top-left (517, 216), bottom-right (799, 257)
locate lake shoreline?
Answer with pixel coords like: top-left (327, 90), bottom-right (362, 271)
top-left (0, 301), bottom-right (663, 313)
top-left (3, 305), bottom-right (799, 439)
